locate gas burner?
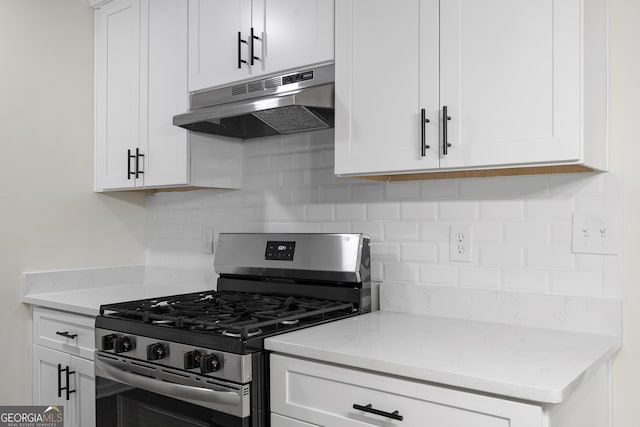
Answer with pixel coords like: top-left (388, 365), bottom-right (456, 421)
top-left (280, 319), bottom-right (299, 326)
top-left (223, 329), bottom-right (263, 338)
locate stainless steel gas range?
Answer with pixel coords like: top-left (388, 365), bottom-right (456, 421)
top-left (94, 233), bottom-right (371, 427)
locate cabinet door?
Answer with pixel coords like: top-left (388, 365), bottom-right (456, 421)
top-left (32, 345), bottom-right (69, 415)
top-left (252, 0), bottom-right (334, 78)
top-left (334, 0), bottom-right (439, 176)
top-left (33, 346), bottom-right (95, 427)
top-left (94, 0), bottom-right (141, 190)
top-left (439, 0), bottom-right (581, 169)
top-left (70, 355), bottom-right (95, 427)
top-left (188, 0), bottom-right (252, 92)
top-left (271, 355), bottom-right (543, 427)
top-left (141, 0), bottom-right (190, 187)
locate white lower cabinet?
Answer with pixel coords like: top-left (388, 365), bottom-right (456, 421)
top-left (270, 355), bottom-right (542, 427)
top-left (31, 307), bottom-right (95, 427)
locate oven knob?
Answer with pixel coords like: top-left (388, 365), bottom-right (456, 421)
top-left (114, 336), bottom-right (133, 353)
top-left (184, 350), bottom-right (202, 370)
top-left (101, 334), bottom-right (117, 351)
top-left (201, 354), bottom-right (220, 374)
top-left (147, 343), bottom-right (166, 360)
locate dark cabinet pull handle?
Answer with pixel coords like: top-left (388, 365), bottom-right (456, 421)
top-left (238, 32), bottom-right (248, 69)
top-left (57, 364), bottom-right (75, 401)
top-left (56, 331), bottom-right (77, 339)
top-left (442, 105), bottom-right (452, 155)
top-left (353, 403), bottom-right (404, 421)
top-left (57, 363), bottom-right (62, 398)
top-left (250, 27), bottom-right (260, 65)
top-left (65, 367), bottom-right (76, 401)
top-left (127, 149), bottom-right (136, 179)
top-left (421, 108), bottom-right (430, 157)
top-left (135, 148), bottom-right (144, 179)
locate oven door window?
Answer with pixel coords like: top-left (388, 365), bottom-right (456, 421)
top-left (96, 377), bottom-right (247, 427)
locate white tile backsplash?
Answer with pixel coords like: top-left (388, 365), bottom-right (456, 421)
top-left (145, 130), bottom-right (623, 300)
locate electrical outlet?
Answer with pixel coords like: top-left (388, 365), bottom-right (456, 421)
top-left (450, 225), bottom-right (472, 262)
top-left (201, 227), bottom-right (214, 254)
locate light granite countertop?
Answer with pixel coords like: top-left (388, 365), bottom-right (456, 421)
top-left (21, 265), bottom-right (215, 316)
top-left (265, 310), bottom-right (621, 404)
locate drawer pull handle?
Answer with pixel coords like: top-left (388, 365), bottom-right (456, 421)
top-left (353, 403), bottom-right (404, 421)
top-left (56, 331), bottom-right (78, 339)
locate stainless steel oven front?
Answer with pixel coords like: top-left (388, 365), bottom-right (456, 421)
top-left (94, 351), bottom-right (252, 427)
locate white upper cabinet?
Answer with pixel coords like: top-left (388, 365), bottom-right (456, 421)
top-left (188, 0), bottom-right (334, 92)
top-left (93, 0), bottom-right (243, 191)
top-left (335, 0), bottom-right (608, 178)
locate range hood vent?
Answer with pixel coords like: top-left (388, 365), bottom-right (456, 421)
top-left (173, 64), bottom-right (334, 139)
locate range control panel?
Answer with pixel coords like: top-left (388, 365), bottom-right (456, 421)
top-left (265, 241), bottom-right (296, 261)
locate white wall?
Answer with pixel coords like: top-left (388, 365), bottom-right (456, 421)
top-left (609, 0), bottom-right (640, 425)
top-left (0, 0), bottom-right (146, 403)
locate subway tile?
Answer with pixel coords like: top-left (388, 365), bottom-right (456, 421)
top-left (459, 267), bottom-right (501, 289)
top-left (419, 265), bottom-right (459, 286)
top-left (305, 204), bottom-right (335, 222)
top-left (257, 136), bottom-right (284, 154)
top-left (526, 200), bottom-right (573, 221)
top-left (550, 222), bottom-right (572, 244)
top-left (350, 183), bottom-right (385, 202)
top-left (318, 185), bottom-right (351, 202)
top-left (549, 173), bottom-right (604, 197)
top-left (401, 243), bottom-right (438, 263)
top-left (172, 209), bottom-right (191, 224)
top-left (321, 150), bottom-right (334, 167)
top-left (308, 168), bottom-right (336, 185)
top-left (499, 175), bottom-right (549, 198)
top-left (384, 263), bottom-right (420, 283)
top-left (604, 256), bottom-right (623, 298)
top-left (471, 223), bottom-right (503, 243)
top-left (244, 155), bottom-right (271, 173)
top-left (270, 153), bottom-right (295, 170)
top-left (439, 201), bottom-right (479, 221)
top-left (504, 223), bottom-right (549, 244)
top-left (384, 182), bottom-right (420, 201)
top-left (183, 224), bottom-right (201, 239)
top-left (419, 179), bottom-right (459, 199)
top-left (370, 242), bottom-right (400, 262)
top-left (480, 245), bottom-right (524, 268)
top-left (282, 170), bottom-right (307, 187)
top-left (335, 204), bottom-right (366, 222)
top-left (459, 177), bottom-right (501, 198)
top-left (385, 223), bottom-right (419, 241)
top-left (421, 223), bottom-right (450, 242)
top-left (526, 246), bottom-right (573, 269)
top-left (550, 271), bottom-right (603, 297)
top-left (480, 200), bottom-right (524, 221)
top-left (294, 151), bottom-right (323, 169)
top-left (154, 209), bottom-right (173, 222)
top-left (367, 203), bottom-right (400, 221)
top-left (401, 202), bottom-right (438, 221)
top-left (502, 269), bottom-right (549, 293)
top-left (190, 208), bottom-right (213, 225)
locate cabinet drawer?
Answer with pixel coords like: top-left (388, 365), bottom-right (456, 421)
top-left (271, 355), bottom-right (542, 427)
top-left (33, 307), bottom-right (95, 360)
top-left (271, 414), bottom-right (319, 427)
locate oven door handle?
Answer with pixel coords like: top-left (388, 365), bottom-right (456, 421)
top-left (96, 359), bottom-right (240, 406)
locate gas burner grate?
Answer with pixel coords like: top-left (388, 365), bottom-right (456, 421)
top-left (99, 290), bottom-right (355, 340)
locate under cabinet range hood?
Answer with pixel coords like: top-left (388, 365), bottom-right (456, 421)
top-left (173, 64), bottom-right (334, 139)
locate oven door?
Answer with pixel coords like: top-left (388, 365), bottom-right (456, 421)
top-left (95, 352), bottom-right (250, 427)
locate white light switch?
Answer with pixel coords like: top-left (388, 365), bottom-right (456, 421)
top-left (571, 212), bottom-right (619, 255)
